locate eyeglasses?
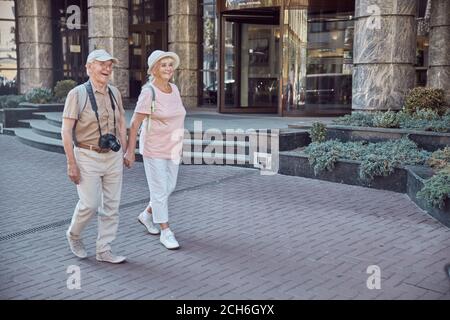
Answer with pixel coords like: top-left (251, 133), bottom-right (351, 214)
top-left (93, 61), bottom-right (113, 69)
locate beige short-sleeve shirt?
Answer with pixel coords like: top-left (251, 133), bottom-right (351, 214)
top-left (63, 82), bottom-right (125, 146)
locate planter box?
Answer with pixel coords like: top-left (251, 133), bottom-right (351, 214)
top-left (288, 124), bottom-right (450, 152)
top-left (279, 129), bottom-right (311, 151)
top-left (0, 103), bottom-right (64, 128)
top-left (0, 108), bottom-right (38, 128)
top-left (406, 166), bottom-right (450, 227)
top-left (279, 151), bottom-right (450, 227)
top-left (279, 151), bottom-right (407, 193)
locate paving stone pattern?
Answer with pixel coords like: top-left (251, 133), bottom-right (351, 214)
top-left (0, 135), bottom-right (449, 300)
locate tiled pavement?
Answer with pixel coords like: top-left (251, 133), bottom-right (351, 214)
top-left (0, 134), bottom-right (449, 300)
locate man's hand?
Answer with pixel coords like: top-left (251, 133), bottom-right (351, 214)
top-left (124, 151), bottom-right (135, 168)
top-left (67, 163), bottom-right (80, 184)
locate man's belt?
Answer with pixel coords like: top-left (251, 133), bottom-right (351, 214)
top-left (76, 143), bottom-right (110, 153)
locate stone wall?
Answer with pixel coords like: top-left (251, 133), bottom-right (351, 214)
top-left (87, 0), bottom-right (129, 98)
top-left (16, 0), bottom-right (53, 94)
top-left (168, 0), bottom-right (198, 108)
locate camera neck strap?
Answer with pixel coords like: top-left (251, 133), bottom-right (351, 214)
top-left (84, 81), bottom-right (117, 137)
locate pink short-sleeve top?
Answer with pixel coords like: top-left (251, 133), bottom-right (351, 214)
top-left (134, 83), bottom-right (186, 160)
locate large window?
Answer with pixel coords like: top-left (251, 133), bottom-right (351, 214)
top-left (52, 0), bottom-right (89, 85)
top-left (0, 0), bottom-right (17, 94)
top-left (199, 0), bottom-right (218, 107)
top-left (129, 0), bottom-right (167, 98)
top-left (305, 11), bottom-right (353, 114)
top-left (283, 0), bottom-right (354, 116)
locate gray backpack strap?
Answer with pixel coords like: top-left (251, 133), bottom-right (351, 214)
top-left (145, 84), bottom-right (156, 132)
top-left (77, 84), bottom-right (89, 119)
top-left (72, 84), bottom-right (88, 146)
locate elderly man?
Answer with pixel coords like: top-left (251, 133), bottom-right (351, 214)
top-left (61, 49), bottom-right (128, 263)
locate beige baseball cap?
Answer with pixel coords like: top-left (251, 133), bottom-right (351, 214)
top-left (86, 49), bottom-right (118, 64)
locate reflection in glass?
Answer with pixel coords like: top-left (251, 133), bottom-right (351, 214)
top-left (224, 20), bottom-right (236, 107)
top-left (282, 8), bottom-right (307, 113)
top-left (241, 24), bottom-right (280, 108)
top-left (200, 1), bottom-right (218, 106)
top-left (283, 2), bottom-right (354, 116)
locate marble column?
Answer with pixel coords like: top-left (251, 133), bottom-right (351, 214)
top-left (17, 0), bottom-right (53, 94)
top-left (88, 0), bottom-right (129, 98)
top-left (427, 0), bottom-right (450, 105)
top-left (352, 0), bottom-right (416, 111)
top-left (168, 0), bottom-right (198, 108)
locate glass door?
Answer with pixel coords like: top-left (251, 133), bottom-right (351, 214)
top-left (219, 9), bottom-right (280, 113)
top-left (128, 0), bottom-right (167, 98)
top-left (129, 28), bottom-right (164, 98)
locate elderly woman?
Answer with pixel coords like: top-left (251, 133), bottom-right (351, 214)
top-left (124, 50), bottom-right (186, 249)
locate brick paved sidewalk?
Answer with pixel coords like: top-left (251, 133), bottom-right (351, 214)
top-left (1, 135), bottom-right (449, 300)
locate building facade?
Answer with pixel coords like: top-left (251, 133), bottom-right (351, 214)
top-left (0, 0), bottom-right (448, 116)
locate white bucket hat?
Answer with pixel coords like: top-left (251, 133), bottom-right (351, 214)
top-left (147, 50), bottom-right (180, 73)
top-left (86, 49), bottom-right (118, 64)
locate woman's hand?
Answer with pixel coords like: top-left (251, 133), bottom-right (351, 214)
top-left (67, 163), bottom-right (80, 185)
top-left (124, 151), bottom-right (135, 168)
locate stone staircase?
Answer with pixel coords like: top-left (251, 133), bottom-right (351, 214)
top-left (9, 112), bottom-right (295, 172)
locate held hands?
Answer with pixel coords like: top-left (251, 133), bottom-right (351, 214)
top-left (123, 150), bottom-right (135, 168)
top-left (67, 163), bottom-right (80, 185)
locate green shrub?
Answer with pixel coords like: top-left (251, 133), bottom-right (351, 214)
top-left (413, 108), bottom-right (441, 121)
top-left (417, 171), bottom-right (450, 209)
top-left (0, 95), bottom-right (26, 109)
top-left (372, 110), bottom-right (400, 128)
top-left (427, 147), bottom-right (450, 170)
top-left (359, 154), bottom-right (395, 181)
top-left (25, 87), bottom-right (53, 104)
top-left (399, 115), bottom-right (450, 132)
top-left (403, 87), bottom-right (447, 115)
top-left (304, 138), bottom-right (430, 182)
top-left (54, 80), bottom-right (77, 102)
top-left (309, 122), bottom-right (327, 143)
top-left (332, 112), bottom-right (374, 127)
top-left (333, 109), bottom-right (449, 133)
top-left (303, 140), bottom-right (344, 175)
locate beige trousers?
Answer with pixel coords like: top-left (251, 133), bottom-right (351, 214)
top-left (67, 147), bottom-right (123, 253)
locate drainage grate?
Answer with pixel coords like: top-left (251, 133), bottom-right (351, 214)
top-left (0, 171), bottom-right (257, 242)
top-left (0, 218), bottom-right (71, 241)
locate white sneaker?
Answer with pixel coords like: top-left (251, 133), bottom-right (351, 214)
top-left (96, 251), bottom-right (126, 264)
top-left (138, 210), bottom-right (160, 235)
top-left (160, 229), bottom-right (180, 250)
top-left (66, 230), bottom-right (87, 259)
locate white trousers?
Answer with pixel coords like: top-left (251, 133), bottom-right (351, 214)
top-left (68, 147), bottom-right (123, 253)
top-left (143, 158), bottom-right (179, 224)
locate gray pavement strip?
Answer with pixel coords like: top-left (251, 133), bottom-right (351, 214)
top-left (0, 170), bottom-right (256, 242)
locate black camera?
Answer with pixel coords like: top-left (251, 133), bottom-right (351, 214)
top-left (99, 133), bottom-right (121, 152)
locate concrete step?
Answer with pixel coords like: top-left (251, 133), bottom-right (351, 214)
top-left (19, 119), bottom-right (61, 140)
top-left (185, 139), bottom-right (248, 148)
top-left (181, 151), bottom-right (250, 166)
top-left (14, 127), bottom-right (64, 154)
top-left (34, 112), bottom-right (63, 127)
top-left (13, 127), bottom-right (253, 166)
